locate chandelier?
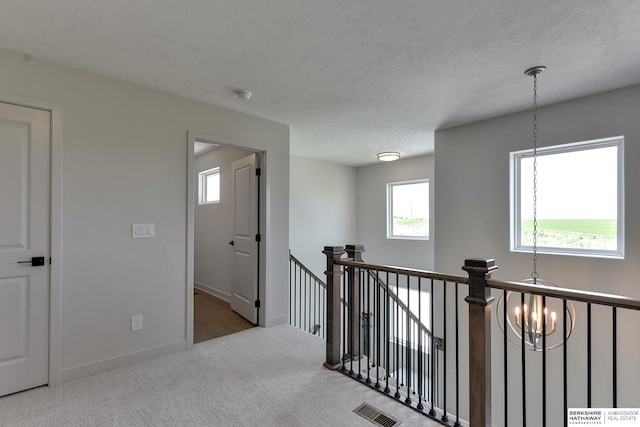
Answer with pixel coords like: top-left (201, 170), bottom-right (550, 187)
top-left (497, 66), bottom-right (576, 351)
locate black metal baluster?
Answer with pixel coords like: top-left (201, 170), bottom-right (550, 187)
top-left (587, 303), bottom-right (592, 407)
top-left (376, 270), bottom-right (382, 389)
top-left (385, 271), bottom-right (391, 394)
top-left (417, 277), bottom-right (424, 410)
top-left (295, 264), bottom-right (299, 329)
top-left (542, 295), bottom-right (547, 427)
top-left (308, 273), bottom-right (312, 331)
top-left (366, 270), bottom-right (372, 384)
top-left (324, 278), bottom-right (327, 339)
top-left (349, 267), bottom-right (354, 375)
top-left (357, 269), bottom-right (363, 380)
top-left (306, 274), bottom-right (310, 333)
top-left (454, 282), bottom-right (460, 427)
top-left (441, 281), bottom-right (448, 423)
top-left (405, 276), bottom-right (412, 404)
top-left (312, 274), bottom-right (315, 333)
top-left (318, 277), bottom-right (322, 336)
top-left (324, 277), bottom-right (327, 339)
top-left (612, 307), bottom-right (618, 408)
top-left (521, 292), bottom-right (527, 427)
top-left (395, 273), bottom-right (401, 399)
top-left (563, 299), bottom-right (568, 427)
top-left (289, 259), bottom-right (292, 326)
top-left (503, 289), bottom-right (508, 427)
top-left (429, 278), bottom-right (436, 417)
top-left (341, 265), bottom-right (346, 371)
top-left (303, 271), bottom-right (307, 332)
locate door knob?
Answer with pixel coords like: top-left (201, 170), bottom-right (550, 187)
top-left (17, 256), bottom-right (45, 266)
top-left (228, 240), bottom-right (235, 246)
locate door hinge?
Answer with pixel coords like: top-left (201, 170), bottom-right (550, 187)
top-left (255, 234), bottom-right (261, 242)
top-left (254, 300), bottom-right (261, 308)
top-left (255, 168), bottom-right (262, 176)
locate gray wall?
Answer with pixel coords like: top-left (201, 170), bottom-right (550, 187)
top-left (435, 84), bottom-right (640, 422)
top-left (194, 146), bottom-right (254, 300)
top-left (289, 156), bottom-right (357, 280)
top-left (0, 46), bottom-right (289, 383)
top-left (357, 154), bottom-right (435, 270)
top-left (289, 154), bottom-right (435, 281)
top-left (435, 84), bottom-right (640, 295)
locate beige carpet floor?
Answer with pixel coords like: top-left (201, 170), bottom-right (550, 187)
top-left (0, 324), bottom-right (440, 426)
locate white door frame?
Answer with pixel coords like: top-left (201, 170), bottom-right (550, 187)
top-left (186, 131), bottom-right (266, 348)
top-left (0, 92), bottom-right (64, 386)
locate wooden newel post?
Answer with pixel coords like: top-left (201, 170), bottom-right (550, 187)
top-left (463, 258), bottom-right (498, 427)
top-left (345, 244), bottom-right (365, 263)
top-left (323, 246), bottom-right (345, 369)
top-left (345, 245), bottom-right (365, 359)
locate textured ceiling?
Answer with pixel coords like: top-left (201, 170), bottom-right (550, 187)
top-left (1, 1), bottom-right (640, 166)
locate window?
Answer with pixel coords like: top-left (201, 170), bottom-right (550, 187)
top-left (387, 179), bottom-right (429, 239)
top-left (511, 136), bottom-right (624, 258)
top-left (198, 167), bottom-right (220, 204)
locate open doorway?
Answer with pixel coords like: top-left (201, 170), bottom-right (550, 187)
top-left (191, 139), bottom-right (263, 344)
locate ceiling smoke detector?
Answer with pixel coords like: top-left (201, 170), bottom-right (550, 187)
top-left (235, 90), bottom-right (252, 100)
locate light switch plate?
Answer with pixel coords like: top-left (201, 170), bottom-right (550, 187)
top-left (132, 224), bottom-right (155, 238)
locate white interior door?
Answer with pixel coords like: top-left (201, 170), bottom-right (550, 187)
top-left (230, 153), bottom-right (259, 324)
top-left (0, 102), bottom-right (50, 397)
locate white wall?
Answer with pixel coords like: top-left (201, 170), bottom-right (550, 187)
top-left (289, 156), bottom-right (357, 280)
top-left (0, 47), bottom-right (289, 383)
top-left (194, 146), bottom-right (254, 300)
top-left (435, 84), bottom-right (640, 295)
top-left (356, 155), bottom-right (435, 270)
top-left (435, 84), bottom-right (640, 422)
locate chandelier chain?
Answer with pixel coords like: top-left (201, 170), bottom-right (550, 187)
top-left (532, 73), bottom-right (539, 283)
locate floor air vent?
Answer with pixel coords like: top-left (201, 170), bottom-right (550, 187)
top-left (353, 403), bottom-right (401, 427)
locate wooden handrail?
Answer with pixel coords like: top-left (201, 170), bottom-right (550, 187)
top-left (486, 278), bottom-right (640, 311)
top-left (289, 251), bottom-right (327, 287)
top-left (336, 258), bottom-right (470, 285)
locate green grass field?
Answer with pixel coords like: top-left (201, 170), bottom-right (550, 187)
top-left (393, 218), bottom-right (428, 237)
top-left (521, 219), bottom-right (616, 235)
top-left (521, 219), bottom-right (617, 250)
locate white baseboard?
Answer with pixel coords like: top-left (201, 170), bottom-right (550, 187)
top-left (60, 340), bottom-right (186, 383)
top-left (194, 281), bottom-right (230, 302)
top-left (267, 314), bottom-right (287, 327)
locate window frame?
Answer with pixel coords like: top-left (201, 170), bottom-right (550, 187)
top-left (386, 179), bottom-right (430, 240)
top-left (198, 166), bottom-right (221, 205)
top-left (510, 136), bottom-right (624, 259)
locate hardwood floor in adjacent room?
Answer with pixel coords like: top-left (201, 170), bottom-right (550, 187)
top-left (193, 289), bottom-right (255, 344)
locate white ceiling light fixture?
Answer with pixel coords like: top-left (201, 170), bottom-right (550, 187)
top-left (377, 152), bottom-right (401, 162)
top-left (235, 90), bottom-right (252, 100)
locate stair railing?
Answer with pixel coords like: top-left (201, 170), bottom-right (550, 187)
top-left (289, 249), bottom-right (434, 349)
top-left (289, 251), bottom-right (327, 339)
top-left (324, 244), bottom-right (640, 427)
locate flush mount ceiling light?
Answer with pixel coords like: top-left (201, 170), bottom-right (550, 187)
top-left (377, 152), bottom-right (401, 162)
top-left (235, 90), bottom-right (252, 100)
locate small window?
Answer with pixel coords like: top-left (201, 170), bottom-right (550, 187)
top-left (511, 136), bottom-right (624, 258)
top-left (198, 167), bottom-right (220, 204)
top-left (387, 180), bottom-right (429, 240)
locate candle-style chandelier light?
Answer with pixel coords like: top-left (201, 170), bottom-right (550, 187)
top-left (496, 66), bottom-right (576, 351)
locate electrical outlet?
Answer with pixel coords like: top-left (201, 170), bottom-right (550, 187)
top-left (131, 314), bottom-right (143, 331)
